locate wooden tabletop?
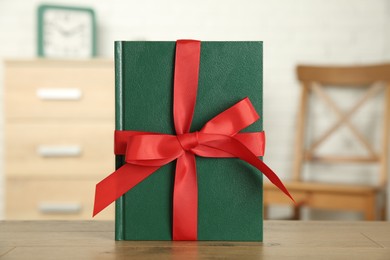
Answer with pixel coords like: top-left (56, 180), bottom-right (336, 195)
top-left (0, 221), bottom-right (389, 260)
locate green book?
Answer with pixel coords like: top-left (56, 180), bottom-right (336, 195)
top-left (115, 41), bottom-right (263, 241)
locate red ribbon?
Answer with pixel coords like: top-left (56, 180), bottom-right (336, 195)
top-left (93, 40), bottom-right (294, 240)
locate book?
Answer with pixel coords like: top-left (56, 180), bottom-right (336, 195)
top-left (115, 41), bottom-right (263, 241)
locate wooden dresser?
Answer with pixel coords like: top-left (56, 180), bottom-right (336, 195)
top-left (4, 59), bottom-right (115, 220)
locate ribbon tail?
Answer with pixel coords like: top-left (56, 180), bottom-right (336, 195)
top-left (204, 137), bottom-right (295, 203)
top-left (93, 164), bottom-right (161, 217)
top-left (173, 152), bottom-right (198, 240)
top-left (251, 158), bottom-right (295, 203)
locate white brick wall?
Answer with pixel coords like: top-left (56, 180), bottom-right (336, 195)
top-left (0, 0), bottom-right (389, 220)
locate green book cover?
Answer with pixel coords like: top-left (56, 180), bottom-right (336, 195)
top-left (115, 41), bottom-right (263, 241)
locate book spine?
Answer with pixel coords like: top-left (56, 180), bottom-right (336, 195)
top-left (115, 41), bottom-right (124, 241)
top-left (259, 42), bottom-right (264, 242)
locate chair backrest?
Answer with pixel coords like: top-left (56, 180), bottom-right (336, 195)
top-left (293, 65), bottom-right (390, 187)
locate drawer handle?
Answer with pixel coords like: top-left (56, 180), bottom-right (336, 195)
top-left (37, 145), bottom-right (82, 157)
top-left (38, 202), bottom-right (82, 214)
top-left (36, 88), bottom-right (82, 100)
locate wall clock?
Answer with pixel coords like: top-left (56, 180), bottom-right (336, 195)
top-left (37, 5), bottom-right (96, 58)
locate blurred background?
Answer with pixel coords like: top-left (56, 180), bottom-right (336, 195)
top-left (0, 0), bottom-right (389, 221)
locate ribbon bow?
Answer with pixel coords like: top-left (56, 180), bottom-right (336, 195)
top-left (93, 40), bottom-right (293, 241)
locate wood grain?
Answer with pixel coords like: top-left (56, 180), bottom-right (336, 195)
top-left (306, 83), bottom-right (383, 156)
top-left (5, 121), bottom-right (114, 178)
top-left (292, 82), bottom-right (309, 182)
top-left (380, 84), bottom-right (390, 186)
top-left (4, 59), bottom-right (115, 221)
top-left (297, 64), bottom-right (390, 85)
top-left (5, 179), bottom-right (114, 220)
top-left (4, 59), bottom-right (114, 120)
top-left (266, 64), bottom-right (390, 221)
top-left (0, 221), bottom-right (389, 259)
top-left (311, 83), bottom-right (377, 157)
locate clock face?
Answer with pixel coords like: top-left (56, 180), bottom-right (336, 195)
top-left (42, 8), bottom-right (94, 58)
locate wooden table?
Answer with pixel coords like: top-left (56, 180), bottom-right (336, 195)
top-left (0, 221), bottom-right (389, 259)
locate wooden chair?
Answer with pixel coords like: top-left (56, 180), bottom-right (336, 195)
top-left (264, 64), bottom-right (390, 220)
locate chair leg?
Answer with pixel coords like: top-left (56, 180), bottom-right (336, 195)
top-left (381, 193), bottom-right (387, 221)
top-left (293, 205), bottom-right (301, 220)
top-left (364, 209), bottom-right (375, 221)
top-left (381, 206), bottom-right (386, 221)
top-left (364, 194), bottom-right (376, 221)
top-left (264, 205), bottom-right (269, 220)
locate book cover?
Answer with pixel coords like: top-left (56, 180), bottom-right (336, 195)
top-left (115, 41), bottom-right (263, 241)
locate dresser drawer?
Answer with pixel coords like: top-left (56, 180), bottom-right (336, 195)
top-left (6, 178), bottom-right (114, 220)
top-left (6, 122), bottom-right (114, 178)
top-left (5, 59), bottom-right (114, 119)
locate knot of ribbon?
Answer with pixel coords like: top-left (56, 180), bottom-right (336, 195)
top-left (177, 132), bottom-right (199, 151)
top-left (93, 40), bottom-right (294, 241)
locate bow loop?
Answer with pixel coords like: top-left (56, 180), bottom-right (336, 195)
top-left (201, 97), bottom-right (260, 136)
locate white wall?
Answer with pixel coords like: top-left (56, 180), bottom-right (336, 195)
top-left (0, 0), bottom-right (389, 220)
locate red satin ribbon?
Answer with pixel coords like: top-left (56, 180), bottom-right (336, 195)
top-left (93, 40), bottom-right (294, 240)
